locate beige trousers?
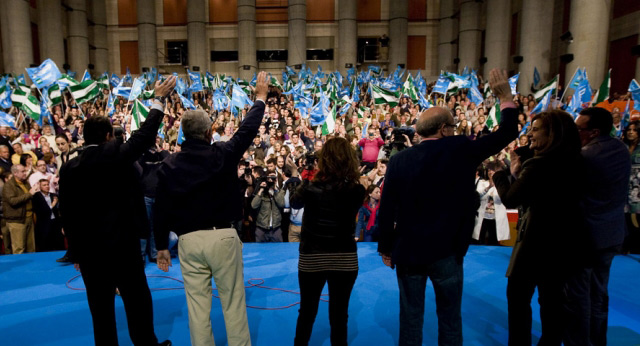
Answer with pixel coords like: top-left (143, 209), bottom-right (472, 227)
top-left (7, 217), bottom-right (35, 254)
top-left (179, 228), bottom-right (251, 346)
top-left (288, 224), bottom-right (301, 243)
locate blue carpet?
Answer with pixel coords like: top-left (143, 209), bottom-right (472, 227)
top-left (1, 243), bottom-right (638, 345)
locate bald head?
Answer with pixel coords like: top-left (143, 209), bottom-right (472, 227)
top-left (416, 107), bottom-right (455, 138)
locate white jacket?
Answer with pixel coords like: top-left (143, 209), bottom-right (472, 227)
top-left (473, 179), bottom-right (510, 241)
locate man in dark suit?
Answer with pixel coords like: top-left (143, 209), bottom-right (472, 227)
top-left (377, 69), bottom-right (518, 345)
top-left (153, 71), bottom-right (268, 346)
top-left (0, 144), bottom-right (12, 173)
top-left (32, 178), bottom-right (64, 251)
top-left (59, 76), bottom-right (175, 346)
top-left (572, 107), bottom-right (631, 346)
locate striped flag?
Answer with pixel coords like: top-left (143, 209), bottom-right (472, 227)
top-left (25, 59), bottom-right (61, 89)
top-left (46, 83), bottom-right (62, 107)
top-left (11, 88), bottom-right (29, 108)
top-left (21, 93), bottom-right (41, 121)
top-left (321, 105), bottom-right (337, 136)
top-left (534, 76), bottom-right (558, 102)
top-left (371, 84), bottom-right (400, 107)
top-left (68, 80), bottom-right (100, 104)
top-left (531, 87), bottom-right (555, 115)
top-left (57, 74), bottom-right (79, 89)
top-left (131, 99), bottom-right (149, 132)
top-left (402, 75), bottom-right (419, 102)
top-left (486, 101), bottom-right (501, 130)
top-left (594, 69), bottom-right (611, 104)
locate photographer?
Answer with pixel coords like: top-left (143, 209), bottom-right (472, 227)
top-left (358, 129), bottom-right (385, 172)
top-left (251, 174), bottom-right (286, 242)
top-left (236, 160), bottom-right (254, 241)
top-left (382, 127), bottom-right (414, 158)
top-left (282, 168), bottom-right (304, 242)
top-left (300, 152), bottom-right (318, 181)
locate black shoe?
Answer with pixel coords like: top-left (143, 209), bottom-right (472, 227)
top-left (56, 256), bottom-right (72, 263)
top-left (158, 340), bottom-right (171, 346)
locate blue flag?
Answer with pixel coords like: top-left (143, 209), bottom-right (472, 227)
top-left (112, 86), bottom-right (131, 99)
top-left (25, 59), bottom-right (61, 89)
top-left (0, 111), bottom-right (16, 129)
top-left (575, 79), bottom-right (592, 104)
top-left (188, 70), bottom-right (203, 92)
top-left (177, 124), bottom-right (186, 145)
top-left (128, 77), bottom-right (146, 101)
top-left (110, 73), bottom-right (121, 87)
top-left (16, 74), bottom-right (26, 85)
top-left (65, 70), bottom-right (76, 79)
top-left (433, 76), bottom-right (452, 94)
top-left (178, 93), bottom-right (196, 110)
top-left (231, 83), bottom-right (253, 111)
top-left (531, 88), bottom-right (555, 115)
top-left (81, 69), bottom-right (92, 82)
top-left (628, 79), bottom-right (640, 112)
top-left (418, 92), bottom-right (431, 110)
top-left (368, 65), bottom-right (381, 75)
top-left (618, 100), bottom-right (631, 138)
top-left (150, 68), bottom-right (158, 84)
top-left (286, 65), bottom-right (296, 76)
top-left (123, 67), bottom-right (132, 84)
top-left (508, 73), bottom-right (520, 95)
top-left (468, 86), bottom-right (484, 105)
top-left (309, 92), bottom-right (330, 126)
top-left (213, 89), bottom-right (229, 111)
top-left (567, 68), bottom-right (587, 91)
top-left (533, 67), bottom-right (540, 87)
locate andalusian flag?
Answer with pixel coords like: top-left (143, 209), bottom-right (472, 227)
top-left (68, 80), bottom-right (100, 104)
top-left (21, 93), bottom-right (41, 121)
top-left (141, 89), bottom-right (155, 100)
top-left (356, 105), bottom-right (370, 118)
top-left (486, 100), bottom-right (501, 130)
top-left (594, 69), bottom-right (611, 104)
top-left (371, 84), bottom-right (400, 107)
top-left (11, 88), bottom-right (29, 108)
top-left (46, 83), bottom-right (62, 107)
top-left (131, 99), bottom-right (149, 132)
top-left (97, 75), bottom-right (110, 90)
top-left (402, 75), bottom-right (419, 102)
top-left (321, 105), bottom-right (337, 135)
top-left (534, 75), bottom-right (558, 102)
top-left (269, 75), bottom-right (282, 90)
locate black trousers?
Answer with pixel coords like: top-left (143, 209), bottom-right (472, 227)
top-left (294, 270), bottom-right (358, 346)
top-left (507, 273), bottom-right (567, 346)
top-left (80, 251), bottom-right (159, 346)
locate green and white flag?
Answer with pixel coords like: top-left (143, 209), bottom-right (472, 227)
top-left (21, 94), bottom-right (41, 121)
top-left (402, 75), bottom-right (419, 102)
top-left (15, 83), bottom-right (31, 94)
top-left (11, 88), bottom-right (29, 108)
top-left (594, 68), bottom-right (611, 104)
top-left (269, 75), bottom-right (282, 90)
top-left (97, 75), bottom-right (110, 90)
top-left (486, 101), bottom-right (501, 130)
top-left (356, 105), bottom-right (370, 118)
top-left (57, 74), bottom-right (79, 87)
top-left (371, 84), bottom-right (400, 107)
top-left (141, 89), bottom-right (155, 100)
top-left (484, 83), bottom-right (492, 99)
top-left (68, 80), bottom-right (100, 104)
top-left (131, 99), bottom-right (149, 132)
top-left (534, 75), bottom-right (558, 102)
top-left (47, 83), bottom-right (62, 107)
top-left (321, 105), bottom-right (337, 135)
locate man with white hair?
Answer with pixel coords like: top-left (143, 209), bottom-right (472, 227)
top-left (154, 71), bottom-right (269, 346)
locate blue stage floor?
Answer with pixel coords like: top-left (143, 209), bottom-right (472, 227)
top-left (1, 243), bottom-right (638, 345)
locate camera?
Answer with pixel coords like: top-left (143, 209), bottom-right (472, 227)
top-left (256, 175), bottom-right (276, 191)
top-left (304, 152), bottom-right (317, 171)
top-left (383, 127), bottom-right (415, 156)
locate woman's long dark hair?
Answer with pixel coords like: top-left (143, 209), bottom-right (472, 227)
top-left (313, 137), bottom-right (360, 188)
top-left (530, 110), bottom-right (581, 159)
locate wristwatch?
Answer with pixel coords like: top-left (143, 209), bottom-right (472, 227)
top-left (154, 95), bottom-right (167, 104)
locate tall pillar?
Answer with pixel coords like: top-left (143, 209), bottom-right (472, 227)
top-left (91, 0), bottom-right (108, 75)
top-left (438, 0), bottom-right (458, 73)
top-left (0, 0), bottom-right (34, 75)
top-left (187, 0), bottom-right (208, 72)
top-left (237, 0), bottom-right (256, 80)
top-left (388, 0), bottom-right (408, 71)
top-left (518, 0), bottom-right (554, 93)
top-left (337, 0), bottom-right (357, 76)
top-left (137, 0), bottom-right (157, 73)
top-left (458, 0), bottom-right (481, 71)
top-left (288, 0), bottom-right (306, 67)
top-left (565, 0), bottom-right (611, 88)
top-left (38, 0), bottom-right (65, 70)
top-left (483, 0), bottom-right (510, 77)
top-left (424, 0), bottom-right (440, 78)
top-left (67, 0), bottom-right (90, 74)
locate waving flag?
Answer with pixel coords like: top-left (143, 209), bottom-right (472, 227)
top-left (594, 69), bottom-right (611, 104)
top-left (618, 100), bottom-right (631, 137)
top-left (57, 74), bottom-right (79, 89)
top-left (468, 85), bottom-right (484, 106)
top-left (309, 92), bottom-right (330, 126)
top-left (20, 93), bottom-right (41, 121)
top-left (402, 75), bottom-right (419, 102)
top-left (433, 75), bottom-right (453, 95)
top-left (533, 67), bottom-right (540, 87)
top-left (531, 87), bottom-right (555, 115)
top-left (629, 79), bottom-right (640, 112)
top-left (486, 101), bottom-right (501, 130)
top-left (123, 67), bottom-right (132, 84)
top-left (69, 80), bottom-right (100, 104)
top-left (16, 74), bottom-right (26, 85)
top-left (534, 75), bottom-right (558, 102)
top-left (188, 70), bottom-right (203, 92)
top-left (508, 73), bottom-right (519, 95)
top-left (0, 83), bottom-right (12, 109)
top-left (178, 93), bottom-right (196, 110)
top-left (45, 83), bottom-right (62, 107)
top-left (25, 59), bottom-right (61, 89)
top-left (231, 83), bottom-right (253, 111)
top-left (371, 84), bottom-right (400, 107)
top-left (0, 111), bottom-right (16, 129)
top-left (128, 77), bottom-right (146, 101)
top-left (11, 88), bottom-right (29, 108)
top-left (213, 89), bottom-right (229, 111)
top-left (110, 73), bottom-right (121, 87)
top-left (321, 105), bottom-right (337, 135)
top-left (97, 73), bottom-right (109, 90)
top-left (566, 67), bottom-right (587, 91)
top-left (418, 91), bottom-right (432, 109)
top-left (131, 99), bottom-right (149, 132)
top-left (81, 69), bottom-right (92, 82)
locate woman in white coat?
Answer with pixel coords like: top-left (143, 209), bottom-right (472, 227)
top-left (473, 162), bottom-right (510, 244)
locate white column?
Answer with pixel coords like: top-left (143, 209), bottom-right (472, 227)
top-left (137, 0), bottom-right (157, 72)
top-left (565, 0), bottom-right (611, 88)
top-left (288, 0), bottom-right (306, 67)
top-left (38, 0), bottom-right (65, 70)
top-left (67, 0), bottom-right (90, 73)
top-left (438, 0), bottom-right (458, 73)
top-left (388, 0), bottom-right (408, 70)
top-left (483, 0), bottom-right (510, 77)
top-left (237, 0), bottom-right (256, 80)
top-left (91, 0), bottom-right (109, 74)
top-left (518, 0), bottom-right (554, 93)
top-left (187, 0), bottom-right (208, 71)
top-left (0, 0), bottom-right (34, 75)
top-left (337, 0), bottom-right (357, 76)
top-left (424, 0), bottom-right (440, 78)
top-left (458, 0), bottom-right (481, 71)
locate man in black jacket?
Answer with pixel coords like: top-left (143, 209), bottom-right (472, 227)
top-left (59, 76), bottom-right (175, 346)
top-left (154, 71), bottom-right (268, 346)
top-left (377, 69), bottom-right (518, 346)
top-left (32, 179), bottom-right (63, 251)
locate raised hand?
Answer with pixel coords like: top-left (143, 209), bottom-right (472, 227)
top-left (255, 71), bottom-right (268, 101)
top-left (488, 69), bottom-right (513, 104)
top-left (154, 75), bottom-right (177, 98)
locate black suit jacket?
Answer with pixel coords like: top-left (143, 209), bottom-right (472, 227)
top-left (59, 107), bottom-right (163, 262)
top-left (154, 101), bottom-right (265, 250)
top-left (33, 192), bottom-right (59, 233)
top-left (377, 107), bottom-right (519, 266)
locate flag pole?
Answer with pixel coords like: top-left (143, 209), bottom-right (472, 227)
top-left (560, 67), bottom-right (579, 102)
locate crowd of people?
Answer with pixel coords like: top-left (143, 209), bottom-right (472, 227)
top-left (0, 59), bottom-right (638, 345)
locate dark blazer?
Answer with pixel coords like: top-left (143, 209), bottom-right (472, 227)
top-left (154, 101), bottom-right (265, 250)
top-left (59, 107), bottom-right (163, 262)
top-left (33, 191), bottom-right (59, 235)
top-left (0, 157), bottom-right (12, 173)
top-left (581, 135), bottom-right (630, 249)
top-left (377, 107), bottom-right (519, 266)
top-left (493, 153), bottom-right (588, 277)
